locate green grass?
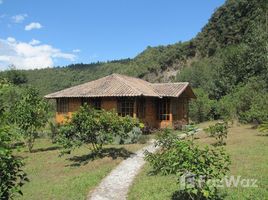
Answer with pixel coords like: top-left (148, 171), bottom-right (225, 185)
top-left (128, 123), bottom-right (268, 200)
top-left (15, 138), bottom-right (147, 200)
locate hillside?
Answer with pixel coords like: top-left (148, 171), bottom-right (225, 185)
top-left (0, 0), bottom-right (266, 97)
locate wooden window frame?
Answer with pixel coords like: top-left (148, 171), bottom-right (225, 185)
top-left (157, 98), bottom-right (170, 121)
top-left (57, 98), bottom-right (69, 113)
top-left (117, 98), bottom-right (134, 117)
top-left (137, 98), bottom-right (146, 119)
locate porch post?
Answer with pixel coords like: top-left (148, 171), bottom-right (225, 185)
top-left (169, 99), bottom-right (173, 124)
top-left (133, 97), bottom-right (137, 118)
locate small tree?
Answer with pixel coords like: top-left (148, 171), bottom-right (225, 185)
top-left (0, 91), bottom-right (28, 199)
top-left (13, 87), bottom-right (48, 152)
top-left (57, 105), bottom-right (141, 154)
top-left (145, 129), bottom-right (230, 200)
top-left (205, 121), bottom-right (228, 146)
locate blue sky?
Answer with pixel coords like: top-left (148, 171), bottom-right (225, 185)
top-left (0, 0), bottom-right (225, 70)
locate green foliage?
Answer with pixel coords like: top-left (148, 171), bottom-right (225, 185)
top-left (195, 0), bottom-right (266, 57)
top-left (0, 126), bottom-right (28, 199)
top-left (13, 87), bottom-right (49, 152)
top-left (0, 83), bottom-right (28, 199)
top-left (218, 80), bottom-right (268, 123)
top-left (0, 81), bottom-right (22, 119)
top-left (258, 122), bottom-right (268, 135)
top-left (114, 126), bottom-right (143, 145)
top-left (49, 121), bottom-right (60, 143)
top-left (205, 122), bottom-right (228, 146)
top-left (6, 67), bottom-right (28, 85)
top-left (189, 89), bottom-right (217, 123)
top-left (145, 129), bottom-right (231, 200)
top-left (57, 105), bottom-right (141, 154)
top-left (0, 0), bottom-right (265, 126)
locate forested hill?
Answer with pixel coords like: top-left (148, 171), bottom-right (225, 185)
top-left (0, 0), bottom-right (266, 97)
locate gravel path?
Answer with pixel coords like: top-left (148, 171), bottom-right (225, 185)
top-left (87, 140), bottom-right (158, 200)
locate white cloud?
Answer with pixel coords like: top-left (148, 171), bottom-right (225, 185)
top-left (0, 37), bottom-right (76, 70)
top-left (29, 39), bottom-right (41, 45)
top-left (25, 22), bottom-right (42, 31)
top-left (12, 14), bottom-right (28, 23)
top-left (7, 37), bottom-right (16, 43)
top-left (72, 49), bottom-right (81, 53)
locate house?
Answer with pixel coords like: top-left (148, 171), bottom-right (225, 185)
top-left (45, 73), bottom-right (196, 128)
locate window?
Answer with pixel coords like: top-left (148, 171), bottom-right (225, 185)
top-left (157, 99), bottom-right (170, 120)
top-left (117, 98), bottom-right (134, 117)
top-left (81, 98), bottom-right (91, 106)
top-left (81, 98), bottom-right (101, 110)
top-left (137, 98), bottom-right (146, 119)
top-left (57, 98), bottom-right (69, 113)
top-left (92, 98), bottom-right (101, 110)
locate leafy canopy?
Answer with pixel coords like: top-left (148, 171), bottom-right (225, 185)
top-left (13, 87), bottom-right (49, 152)
top-left (57, 104), bottom-right (141, 154)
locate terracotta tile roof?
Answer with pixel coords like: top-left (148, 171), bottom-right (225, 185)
top-left (45, 73), bottom-right (195, 99)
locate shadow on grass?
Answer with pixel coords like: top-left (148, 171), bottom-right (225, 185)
top-left (32, 146), bottom-right (61, 153)
top-left (172, 190), bottom-right (226, 200)
top-left (257, 133), bottom-right (268, 136)
top-left (68, 147), bottom-right (135, 167)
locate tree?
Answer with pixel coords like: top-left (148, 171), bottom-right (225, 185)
top-left (189, 89), bottom-right (216, 123)
top-left (6, 66), bottom-right (28, 85)
top-left (0, 83), bottom-right (28, 199)
top-left (13, 87), bottom-right (49, 152)
top-left (205, 122), bottom-right (228, 146)
top-left (57, 105), bottom-right (141, 154)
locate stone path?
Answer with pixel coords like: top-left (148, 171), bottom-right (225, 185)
top-left (87, 140), bottom-right (158, 200)
top-left (87, 129), bottom-right (202, 200)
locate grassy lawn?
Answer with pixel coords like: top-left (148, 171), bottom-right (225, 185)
top-left (128, 122), bottom-right (268, 200)
top-left (15, 138), bottom-right (148, 200)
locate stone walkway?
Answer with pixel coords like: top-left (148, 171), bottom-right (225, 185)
top-left (87, 140), bottom-right (158, 200)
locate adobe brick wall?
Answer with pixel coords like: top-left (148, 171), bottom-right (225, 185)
top-left (101, 97), bottom-right (117, 111)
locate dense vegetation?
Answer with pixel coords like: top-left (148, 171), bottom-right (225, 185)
top-left (1, 0), bottom-right (266, 124)
top-left (0, 0), bottom-right (267, 199)
top-left (0, 81), bottom-right (29, 199)
top-left (57, 104), bottom-right (142, 154)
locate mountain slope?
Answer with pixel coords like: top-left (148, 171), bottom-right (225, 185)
top-left (0, 0), bottom-right (266, 96)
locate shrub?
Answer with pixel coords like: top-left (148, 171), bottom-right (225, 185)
top-left (0, 126), bottom-right (28, 199)
top-left (13, 87), bottom-right (49, 152)
top-left (141, 123), bottom-right (155, 135)
top-left (205, 122), bottom-right (228, 146)
top-left (49, 121), bottom-right (60, 143)
top-left (258, 121), bottom-right (268, 135)
top-left (189, 89), bottom-right (217, 123)
top-left (145, 129), bottom-right (230, 200)
top-left (57, 105), bottom-right (141, 154)
top-left (173, 119), bottom-right (187, 130)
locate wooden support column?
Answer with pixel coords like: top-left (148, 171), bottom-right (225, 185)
top-left (169, 99), bottom-right (173, 125)
top-left (133, 97), bottom-right (137, 118)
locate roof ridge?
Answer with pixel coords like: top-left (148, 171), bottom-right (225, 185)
top-left (113, 74), bottom-right (143, 95)
top-left (151, 82), bottom-right (189, 85)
